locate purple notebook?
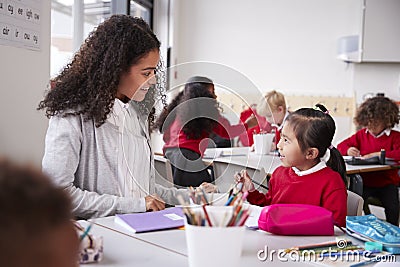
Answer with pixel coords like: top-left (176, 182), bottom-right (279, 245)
top-left (114, 207), bottom-right (185, 233)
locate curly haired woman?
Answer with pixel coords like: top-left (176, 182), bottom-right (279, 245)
top-left (154, 76), bottom-right (257, 187)
top-left (338, 96), bottom-right (400, 225)
top-left (38, 15), bottom-right (185, 219)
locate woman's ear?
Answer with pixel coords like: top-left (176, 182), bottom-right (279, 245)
top-left (305, 148), bottom-right (319, 160)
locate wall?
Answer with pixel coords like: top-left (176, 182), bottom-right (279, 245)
top-left (171, 0), bottom-right (360, 96)
top-left (0, 1), bottom-right (51, 165)
top-left (168, 0), bottom-right (400, 143)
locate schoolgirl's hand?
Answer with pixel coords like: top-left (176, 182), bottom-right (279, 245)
top-left (145, 194), bottom-right (165, 211)
top-left (362, 151), bottom-right (380, 159)
top-left (250, 144), bottom-right (255, 152)
top-left (234, 170), bottom-right (255, 193)
top-left (347, 147), bottom-right (360, 157)
top-left (245, 114), bottom-right (258, 129)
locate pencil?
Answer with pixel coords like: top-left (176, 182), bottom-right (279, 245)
top-left (251, 179), bottom-right (269, 190)
top-left (288, 240), bottom-right (353, 251)
top-left (200, 188), bottom-right (209, 205)
top-left (225, 194), bottom-right (234, 206)
top-left (202, 204), bottom-right (213, 227)
top-left (80, 223), bottom-right (93, 241)
top-left (237, 210), bottom-right (250, 226)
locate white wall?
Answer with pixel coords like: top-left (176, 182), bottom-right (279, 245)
top-left (0, 1), bottom-right (51, 166)
top-left (171, 0), bottom-right (361, 96)
top-left (168, 0), bottom-right (400, 142)
top-left (353, 63), bottom-right (400, 103)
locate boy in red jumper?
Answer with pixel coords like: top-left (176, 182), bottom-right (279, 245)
top-left (338, 96), bottom-right (400, 225)
top-left (237, 104), bottom-right (348, 227)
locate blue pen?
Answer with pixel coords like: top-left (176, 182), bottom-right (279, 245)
top-left (225, 195), bottom-right (234, 206)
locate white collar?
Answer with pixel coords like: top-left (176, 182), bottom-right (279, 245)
top-left (365, 128), bottom-right (391, 138)
top-left (107, 98), bottom-right (131, 127)
top-left (292, 161), bottom-right (327, 176)
top-left (113, 98), bottom-right (130, 116)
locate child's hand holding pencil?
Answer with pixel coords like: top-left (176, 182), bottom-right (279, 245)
top-left (234, 170), bottom-right (255, 193)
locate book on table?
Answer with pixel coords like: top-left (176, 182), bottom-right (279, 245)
top-left (115, 207), bottom-right (185, 233)
top-left (203, 148), bottom-right (248, 159)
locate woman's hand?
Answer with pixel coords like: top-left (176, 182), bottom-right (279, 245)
top-left (234, 170), bottom-right (255, 192)
top-left (347, 147), bottom-right (360, 157)
top-left (145, 194), bottom-right (165, 211)
top-left (198, 182), bottom-right (218, 193)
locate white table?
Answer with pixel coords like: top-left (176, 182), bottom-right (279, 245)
top-left (203, 147), bottom-right (280, 192)
top-left (204, 147), bottom-right (397, 193)
top-left (205, 147), bottom-right (395, 175)
top-left (78, 220), bottom-right (188, 267)
top-left (88, 216), bottom-right (374, 267)
top-left (207, 148), bottom-right (281, 173)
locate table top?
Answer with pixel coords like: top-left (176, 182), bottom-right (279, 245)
top-left (204, 147), bottom-right (395, 175)
top-left (88, 215), bottom-right (376, 267)
top-left (78, 220), bottom-right (188, 267)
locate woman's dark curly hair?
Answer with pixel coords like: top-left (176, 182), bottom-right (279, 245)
top-left (38, 15), bottom-right (166, 127)
top-left (354, 96), bottom-right (399, 129)
top-left (154, 77), bottom-right (219, 139)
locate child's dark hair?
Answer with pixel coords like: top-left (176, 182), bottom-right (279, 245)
top-left (153, 76), bottom-right (219, 139)
top-left (354, 96), bottom-right (399, 128)
top-left (285, 104), bottom-right (347, 185)
top-left (38, 15), bottom-right (164, 127)
top-left (0, 159), bottom-right (73, 264)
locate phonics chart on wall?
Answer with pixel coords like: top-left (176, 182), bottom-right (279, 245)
top-left (0, 0), bottom-right (41, 51)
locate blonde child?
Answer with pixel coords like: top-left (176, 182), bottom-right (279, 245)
top-left (338, 96), bottom-right (400, 225)
top-left (239, 90), bottom-right (289, 146)
top-left (237, 104), bottom-right (348, 226)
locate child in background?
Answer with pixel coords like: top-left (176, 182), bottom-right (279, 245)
top-left (239, 90), bottom-right (288, 147)
top-left (237, 104), bottom-right (347, 226)
top-left (337, 96), bottom-right (400, 226)
top-left (0, 159), bottom-right (79, 267)
top-left (154, 76), bottom-right (257, 187)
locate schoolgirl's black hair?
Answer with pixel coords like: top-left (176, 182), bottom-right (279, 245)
top-left (285, 104), bottom-right (347, 185)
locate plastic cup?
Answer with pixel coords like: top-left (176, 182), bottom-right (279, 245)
top-left (253, 133), bottom-right (274, 155)
top-left (185, 223), bottom-right (245, 267)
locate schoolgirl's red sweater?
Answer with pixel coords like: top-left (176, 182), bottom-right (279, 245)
top-left (163, 116), bottom-right (248, 156)
top-left (337, 128), bottom-right (400, 187)
top-left (247, 166), bottom-right (347, 227)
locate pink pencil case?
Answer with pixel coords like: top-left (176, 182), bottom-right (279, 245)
top-left (258, 204), bottom-right (334, 235)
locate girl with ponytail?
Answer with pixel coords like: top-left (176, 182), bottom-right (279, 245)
top-left (237, 104), bottom-right (347, 226)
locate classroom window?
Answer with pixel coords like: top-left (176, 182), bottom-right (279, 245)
top-left (50, 0), bottom-right (153, 77)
